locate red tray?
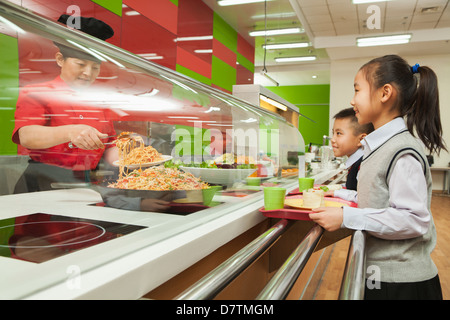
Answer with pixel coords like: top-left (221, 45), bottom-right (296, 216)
top-left (260, 195), bottom-right (357, 221)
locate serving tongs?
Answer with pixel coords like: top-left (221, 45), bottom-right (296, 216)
top-left (68, 132), bottom-right (139, 149)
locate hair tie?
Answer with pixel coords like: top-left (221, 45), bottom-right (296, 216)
top-left (411, 63), bottom-right (420, 74)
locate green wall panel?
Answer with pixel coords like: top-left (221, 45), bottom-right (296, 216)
top-left (267, 85), bottom-right (330, 105)
top-left (266, 85), bottom-right (330, 146)
top-left (213, 12), bottom-right (237, 53)
top-left (0, 34), bottom-right (19, 156)
top-left (298, 105), bottom-right (330, 146)
top-left (176, 64), bottom-right (212, 86)
top-left (91, 0), bottom-right (123, 16)
top-left (237, 52), bottom-right (254, 73)
top-left (211, 56), bottom-right (236, 92)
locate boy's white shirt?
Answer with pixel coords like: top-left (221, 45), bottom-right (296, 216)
top-left (339, 118), bottom-right (431, 240)
top-left (334, 147), bottom-right (363, 202)
top-left (345, 147), bottom-right (364, 169)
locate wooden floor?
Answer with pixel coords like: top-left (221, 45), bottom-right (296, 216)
top-left (313, 192), bottom-right (450, 300)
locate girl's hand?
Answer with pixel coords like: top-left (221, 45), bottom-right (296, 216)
top-left (309, 207), bottom-right (343, 232)
top-left (324, 190), bottom-right (334, 197)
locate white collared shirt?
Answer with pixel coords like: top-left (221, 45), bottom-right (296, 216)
top-left (334, 148), bottom-right (363, 201)
top-left (341, 117), bottom-right (431, 240)
top-left (345, 147), bottom-right (364, 169)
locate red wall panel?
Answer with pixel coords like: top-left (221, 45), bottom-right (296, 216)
top-left (17, 0), bottom-right (254, 90)
top-left (123, 0), bottom-right (178, 35)
top-left (176, 0), bottom-right (214, 65)
top-left (176, 47), bottom-right (211, 79)
top-left (212, 38), bottom-right (236, 68)
top-left (237, 34), bottom-right (254, 64)
top-left (121, 13), bottom-right (177, 70)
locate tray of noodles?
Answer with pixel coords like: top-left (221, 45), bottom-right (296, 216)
top-left (93, 166), bottom-right (209, 202)
top-left (92, 132), bottom-right (212, 207)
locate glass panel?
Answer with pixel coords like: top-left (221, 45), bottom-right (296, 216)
top-left (0, 1), bottom-right (304, 298)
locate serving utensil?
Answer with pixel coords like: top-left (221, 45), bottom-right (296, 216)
top-left (67, 132), bottom-right (139, 149)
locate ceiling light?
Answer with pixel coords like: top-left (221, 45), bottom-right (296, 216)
top-left (260, 95), bottom-right (288, 111)
top-left (249, 27), bottom-right (303, 37)
top-left (218, 0), bottom-right (271, 6)
top-left (174, 35), bottom-right (213, 42)
top-left (125, 10), bottom-right (140, 16)
top-left (352, 0), bottom-right (392, 4)
top-left (194, 49), bottom-right (213, 53)
top-left (263, 42), bottom-right (310, 50)
top-left (251, 12), bottom-right (296, 20)
top-left (356, 34), bottom-right (411, 47)
top-left (138, 53), bottom-right (164, 60)
top-left (275, 56), bottom-right (316, 62)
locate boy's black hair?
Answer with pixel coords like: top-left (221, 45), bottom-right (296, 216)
top-left (333, 107), bottom-right (374, 136)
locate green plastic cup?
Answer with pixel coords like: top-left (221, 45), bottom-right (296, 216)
top-left (298, 177), bottom-right (314, 193)
top-left (263, 187), bottom-right (286, 210)
top-left (202, 186), bottom-right (222, 206)
top-left (246, 177), bottom-right (261, 186)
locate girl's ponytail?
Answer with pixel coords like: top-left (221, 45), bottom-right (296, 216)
top-left (407, 65), bottom-right (447, 155)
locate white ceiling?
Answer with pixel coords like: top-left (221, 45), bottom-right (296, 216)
top-left (202, 0), bottom-right (450, 86)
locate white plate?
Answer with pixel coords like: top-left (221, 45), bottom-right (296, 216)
top-left (113, 155), bottom-right (172, 169)
top-left (179, 166), bottom-right (256, 185)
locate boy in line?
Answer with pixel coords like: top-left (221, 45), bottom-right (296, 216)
top-left (327, 108), bottom-right (374, 199)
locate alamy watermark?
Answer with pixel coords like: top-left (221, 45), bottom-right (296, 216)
top-left (366, 5), bottom-right (382, 30)
top-left (66, 264), bottom-right (82, 290)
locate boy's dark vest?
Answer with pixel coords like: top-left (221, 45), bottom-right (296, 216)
top-left (346, 156), bottom-right (362, 191)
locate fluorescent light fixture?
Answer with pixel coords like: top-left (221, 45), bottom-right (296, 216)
top-left (186, 120), bottom-right (217, 123)
top-left (138, 53), bottom-right (164, 60)
top-left (249, 27), bottom-right (303, 37)
top-left (263, 42), bottom-right (310, 50)
top-left (352, 0), bottom-right (391, 4)
top-left (218, 0), bottom-right (270, 6)
top-left (275, 56), bottom-right (316, 62)
top-left (356, 34), bottom-right (411, 47)
top-left (241, 118), bottom-right (258, 123)
top-left (29, 59), bottom-right (56, 62)
top-left (168, 116), bottom-right (200, 119)
top-left (260, 94), bottom-right (288, 111)
top-left (125, 10), bottom-right (140, 16)
top-left (204, 107), bottom-right (221, 113)
top-left (194, 49), bottom-right (213, 53)
top-left (251, 12), bottom-right (296, 20)
top-left (174, 35), bottom-right (213, 42)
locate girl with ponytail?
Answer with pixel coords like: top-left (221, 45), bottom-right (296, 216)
top-left (309, 55), bottom-right (445, 300)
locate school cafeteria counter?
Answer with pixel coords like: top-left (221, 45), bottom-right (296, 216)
top-left (0, 168), bottom-right (343, 300)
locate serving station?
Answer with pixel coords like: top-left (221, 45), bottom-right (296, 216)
top-left (0, 2), bottom-right (354, 300)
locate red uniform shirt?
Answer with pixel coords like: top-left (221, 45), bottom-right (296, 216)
top-left (12, 76), bottom-right (116, 171)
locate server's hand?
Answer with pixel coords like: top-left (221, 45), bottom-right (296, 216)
top-left (68, 125), bottom-right (108, 150)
